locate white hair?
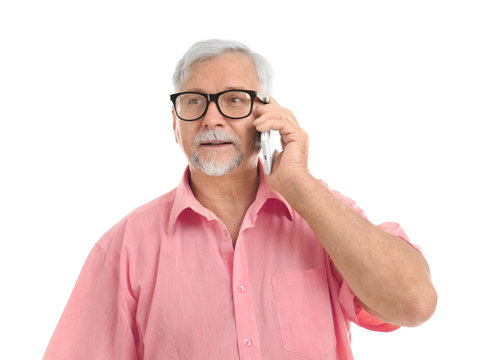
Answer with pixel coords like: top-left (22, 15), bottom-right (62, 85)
top-left (172, 39), bottom-right (273, 98)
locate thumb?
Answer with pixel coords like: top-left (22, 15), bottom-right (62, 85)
top-left (271, 150), bottom-right (282, 174)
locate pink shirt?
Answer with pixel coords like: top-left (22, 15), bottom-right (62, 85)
top-left (44, 167), bottom-right (408, 360)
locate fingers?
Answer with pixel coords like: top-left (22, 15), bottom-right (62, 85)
top-left (254, 99), bottom-right (297, 124)
top-left (254, 114), bottom-right (294, 133)
top-left (253, 106), bottom-right (299, 133)
top-left (254, 98), bottom-right (282, 116)
top-left (253, 98), bottom-right (305, 147)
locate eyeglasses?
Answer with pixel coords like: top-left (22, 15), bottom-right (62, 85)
top-left (170, 89), bottom-right (263, 121)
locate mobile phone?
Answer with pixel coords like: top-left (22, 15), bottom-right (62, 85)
top-left (261, 130), bottom-right (274, 175)
top-left (258, 95), bottom-right (276, 175)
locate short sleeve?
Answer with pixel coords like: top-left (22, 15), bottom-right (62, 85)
top-left (43, 244), bottom-right (139, 360)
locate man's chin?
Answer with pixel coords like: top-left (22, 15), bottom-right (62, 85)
top-left (192, 154), bottom-right (243, 177)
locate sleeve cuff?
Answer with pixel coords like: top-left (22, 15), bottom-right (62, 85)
top-left (339, 282), bottom-right (400, 332)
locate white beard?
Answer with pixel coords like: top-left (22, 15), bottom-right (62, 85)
top-left (191, 129), bottom-right (243, 176)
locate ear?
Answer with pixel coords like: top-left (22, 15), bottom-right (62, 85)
top-left (172, 107), bottom-right (179, 144)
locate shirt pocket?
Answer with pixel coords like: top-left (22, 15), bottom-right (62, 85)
top-left (272, 267), bottom-right (336, 355)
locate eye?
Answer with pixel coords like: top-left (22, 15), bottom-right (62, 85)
top-left (188, 96), bottom-right (205, 105)
top-left (224, 92), bottom-right (248, 105)
top-left (229, 96), bottom-right (242, 103)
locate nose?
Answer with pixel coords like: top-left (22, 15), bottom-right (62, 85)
top-left (201, 99), bottom-right (227, 129)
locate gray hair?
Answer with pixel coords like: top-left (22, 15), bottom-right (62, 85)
top-left (172, 39), bottom-right (273, 98)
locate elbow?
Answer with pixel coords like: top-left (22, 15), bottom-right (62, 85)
top-left (402, 284), bottom-right (438, 327)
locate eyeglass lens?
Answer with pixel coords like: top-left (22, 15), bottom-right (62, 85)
top-left (175, 91), bottom-right (252, 120)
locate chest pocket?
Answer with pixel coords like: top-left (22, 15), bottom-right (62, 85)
top-left (272, 267), bottom-right (336, 355)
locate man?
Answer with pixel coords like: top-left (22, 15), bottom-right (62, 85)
top-left (44, 39), bottom-right (437, 359)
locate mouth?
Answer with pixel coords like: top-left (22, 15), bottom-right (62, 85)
top-left (200, 141), bottom-right (234, 147)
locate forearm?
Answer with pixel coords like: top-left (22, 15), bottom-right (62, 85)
top-left (279, 173), bottom-right (437, 327)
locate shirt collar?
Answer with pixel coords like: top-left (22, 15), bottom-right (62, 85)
top-left (167, 162), bottom-right (294, 234)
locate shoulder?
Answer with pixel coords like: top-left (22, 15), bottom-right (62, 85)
top-left (127, 187), bottom-right (177, 223)
top-left (96, 187), bottom-right (178, 254)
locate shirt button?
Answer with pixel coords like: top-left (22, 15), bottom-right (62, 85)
top-left (244, 338), bottom-right (252, 347)
top-left (223, 229), bottom-right (228, 237)
top-left (238, 285), bottom-right (245, 293)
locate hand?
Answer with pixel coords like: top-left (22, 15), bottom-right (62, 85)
top-left (253, 98), bottom-right (311, 193)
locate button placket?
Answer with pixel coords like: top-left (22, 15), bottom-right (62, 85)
top-left (232, 236), bottom-right (261, 358)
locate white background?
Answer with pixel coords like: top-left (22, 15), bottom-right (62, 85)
top-left (1, 0), bottom-right (478, 358)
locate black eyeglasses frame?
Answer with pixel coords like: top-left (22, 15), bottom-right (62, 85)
top-left (170, 89), bottom-right (265, 122)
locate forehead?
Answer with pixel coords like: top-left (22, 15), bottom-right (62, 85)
top-left (181, 52), bottom-right (259, 92)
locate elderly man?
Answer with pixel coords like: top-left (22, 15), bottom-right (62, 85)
top-left (44, 39), bottom-right (437, 360)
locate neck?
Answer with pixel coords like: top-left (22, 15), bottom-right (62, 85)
top-left (190, 160), bottom-right (260, 210)
top-left (189, 159), bottom-right (260, 240)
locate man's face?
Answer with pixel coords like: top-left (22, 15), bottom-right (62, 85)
top-left (172, 52), bottom-right (261, 176)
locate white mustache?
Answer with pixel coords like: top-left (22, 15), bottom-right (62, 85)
top-left (193, 130), bottom-right (240, 148)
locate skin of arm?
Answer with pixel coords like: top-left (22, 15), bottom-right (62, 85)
top-left (253, 99), bottom-right (437, 327)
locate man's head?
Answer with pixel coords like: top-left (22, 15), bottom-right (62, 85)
top-left (172, 39), bottom-right (273, 99)
top-left (171, 39), bottom-right (273, 177)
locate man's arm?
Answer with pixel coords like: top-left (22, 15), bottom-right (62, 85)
top-left (280, 173), bottom-right (436, 326)
top-left (253, 99), bottom-right (437, 327)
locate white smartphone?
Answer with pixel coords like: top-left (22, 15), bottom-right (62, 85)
top-left (258, 95), bottom-right (277, 175)
top-left (261, 130), bottom-right (274, 175)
